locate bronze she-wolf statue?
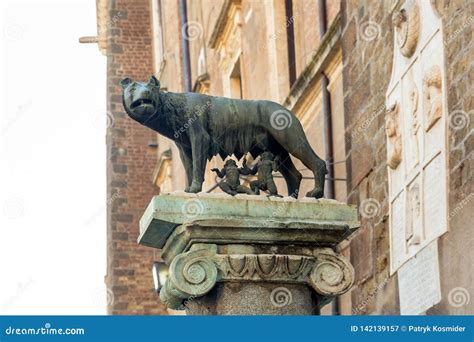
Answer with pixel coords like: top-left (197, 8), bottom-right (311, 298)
top-left (121, 76), bottom-right (327, 198)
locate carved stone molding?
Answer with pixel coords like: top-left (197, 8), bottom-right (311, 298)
top-left (385, 102), bottom-right (402, 169)
top-left (192, 72), bottom-right (210, 94)
top-left (408, 81), bottom-right (420, 167)
top-left (208, 0), bottom-right (242, 49)
top-left (160, 248), bottom-right (354, 309)
top-left (309, 252), bottom-right (354, 296)
top-left (392, 2), bottom-right (420, 58)
top-left (218, 254), bottom-right (315, 283)
top-left (160, 249), bottom-right (218, 309)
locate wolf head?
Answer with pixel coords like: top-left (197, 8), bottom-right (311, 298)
top-left (121, 76), bottom-right (160, 121)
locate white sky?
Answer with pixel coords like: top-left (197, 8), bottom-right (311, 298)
top-left (0, 0), bottom-right (107, 314)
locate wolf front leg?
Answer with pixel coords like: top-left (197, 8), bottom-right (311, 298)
top-left (185, 126), bottom-right (210, 193)
top-left (176, 143), bottom-right (193, 189)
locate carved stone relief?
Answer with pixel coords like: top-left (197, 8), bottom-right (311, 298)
top-left (408, 82), bottom-right (420, 167)
top-left (219, 254), bottom-right (314, 282)
top-left (392, 2), bottom-right (420, 58)
top-left (386, 102), bottom-right (402, 169)
top-left (159, 249), bottom-right (354, 310)
top-left (423, 64), bottom-right (443, 131)
top-left (386, 0), bottom-right (447, 274)
top-left (406, 180), bottom-right (422, 251)
top-left (309, 252), bottom-right (354, 296)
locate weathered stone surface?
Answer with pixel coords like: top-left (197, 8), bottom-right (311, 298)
top-left (139, 193), bottom-right (360, 315)
top-left (349, 141), bottom-right (375, 187)
top-left (350, 225), bottom-right (374, 284)
top-left (186, 283), bottom-right (317, 315)
top-left (158, 246), bottom-right (354, 311)
top-left (138, 192), bottom-right (359, 250)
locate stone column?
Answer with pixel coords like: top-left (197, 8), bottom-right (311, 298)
top-left (138, 193), bottom-right (359, 315)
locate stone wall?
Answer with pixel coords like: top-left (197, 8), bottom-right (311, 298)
top-left (341, 0), bottom-right (473, 315)
top-left (429, 0), bottom-right (473, 315)
top-left (105, 0), bottom-right (166, 315)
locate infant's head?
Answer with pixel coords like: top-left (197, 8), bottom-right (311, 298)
top-left (224, 159), bottom-right (237, 168)
top-left (261, 151), bottom-right (274, 161)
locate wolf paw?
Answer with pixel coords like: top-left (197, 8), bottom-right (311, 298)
top-left (185, 182), bottom-right (202, 193)
top-left (306, 188), bottom-right (324, 199)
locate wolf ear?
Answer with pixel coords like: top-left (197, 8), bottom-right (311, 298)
top-left (149, 75), bottom-right (160, 89)
top-left (120, 78), bottom-right (133, 89)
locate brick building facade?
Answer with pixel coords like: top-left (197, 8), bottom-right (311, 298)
top-left (87, 0), bottom-right (473, 315)
top-left (102, 0), bottom-right (165, 314)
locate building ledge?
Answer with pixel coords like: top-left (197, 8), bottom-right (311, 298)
top-left (208, 0), bottom-right (242, 49)
top-left (192, 73), bottom-right (210, 94)
top-left (283, 13), bottom-right (341, 112)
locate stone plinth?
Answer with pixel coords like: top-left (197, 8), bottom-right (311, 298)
top-left (138, 192), bottom-right (359, 315)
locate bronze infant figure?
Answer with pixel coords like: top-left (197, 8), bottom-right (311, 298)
top-left (242, 152), bottom-right (282, 197)
top-left (121, 76), bottom-right (327, 198)
top-left (211, 159), bottom-right (254, 196)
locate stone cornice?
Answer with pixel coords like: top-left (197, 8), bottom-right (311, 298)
top-left (138, 192), bottom-right (359, 254)
top-left (208, 0), bottom-right (242, 49)
top-left (161, 219), bottom-right (358, 263)
top-left (192, 73), bottom-right (210, 94)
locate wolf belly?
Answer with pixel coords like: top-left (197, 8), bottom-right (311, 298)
top-left (204, 97), bottom-right (271, 160)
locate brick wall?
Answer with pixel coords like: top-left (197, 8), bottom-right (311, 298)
top-left (341, 0), bottom-right (473, 314)
top-left (105, 0), bottom-right (166, 315)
